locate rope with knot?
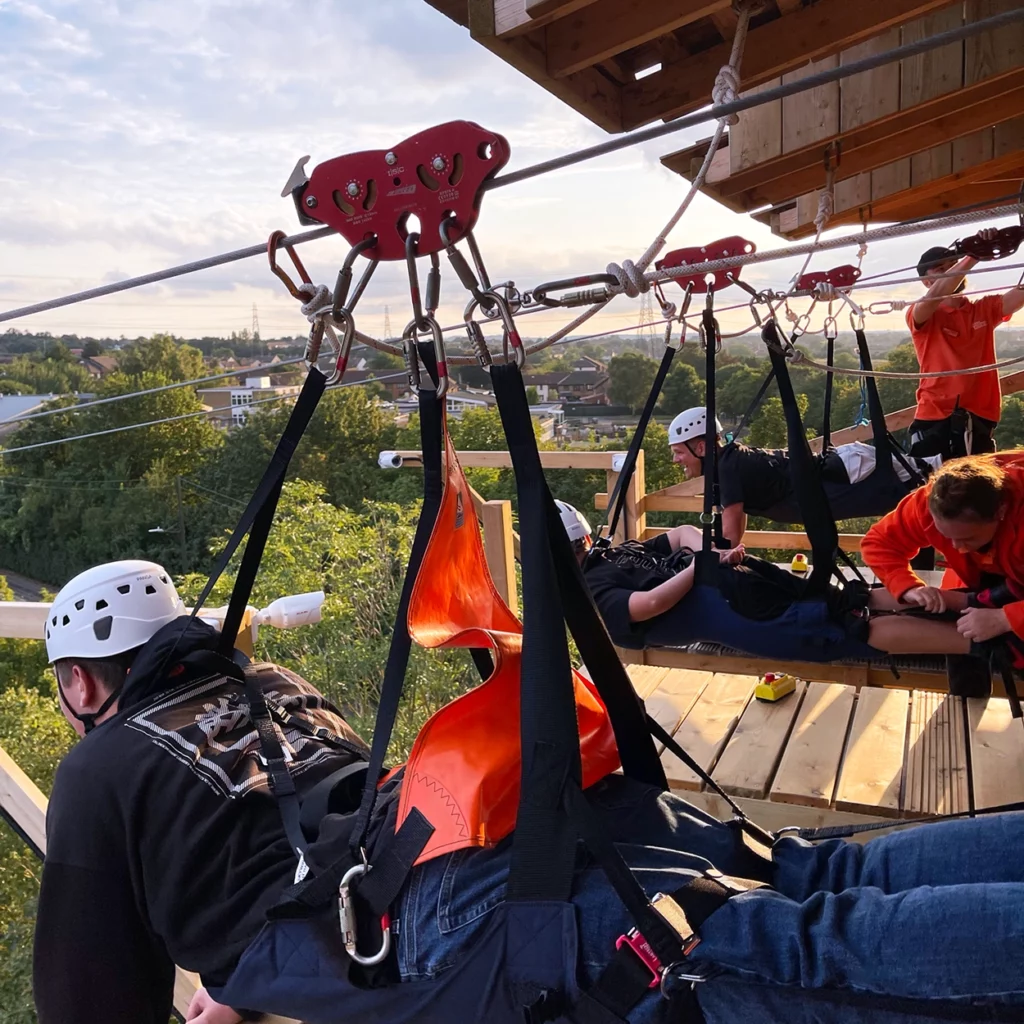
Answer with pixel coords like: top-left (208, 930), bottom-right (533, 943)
top-left (297, 281), bottom-right (333, 320)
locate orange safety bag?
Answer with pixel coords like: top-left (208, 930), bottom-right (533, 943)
top-left (395, 430), bottom-right (620, 865)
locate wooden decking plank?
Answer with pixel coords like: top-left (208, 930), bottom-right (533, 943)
top-left (951, 696), bottom-right (968, 815)
top-left (714, 681), bottom-right (808, 799)
top-left (904, 689), bottom-right (926, 814)
top-left (926, 691), bottom-right (939, 815)
top-left (769, 682), bottom-right (856, 808)
top-left (936, 694), bottom-right (950, 815)
top-left (835, 687), bottom-right (909, 817)
top-left (968, 697), bottom-right (1024, 810)
top-left (626, 664), bottom-right (671, 700)
top-left (647, 669), bottom-right (713, 748)
top-left (663, 672), bottom-right (755, 790)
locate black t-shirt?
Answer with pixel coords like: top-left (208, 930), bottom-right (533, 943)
top-left (34, 619), bottom-right (382, 1024)
top-left (716, 441), bottom-right (793, 514)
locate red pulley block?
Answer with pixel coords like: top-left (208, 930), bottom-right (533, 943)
top-left (283, 120), bottom-right (511, 262)
top-left (953, 225), bottom-right (1024, 262)
top-left (655, 236), bottom-right (757, 293)
top-left (795, 264), bottom-right (862, 294)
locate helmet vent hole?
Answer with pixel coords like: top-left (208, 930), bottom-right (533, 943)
top-left (96, 599), bottom-right (108, 611)
top-left (160, 575), bottom-right (168, 584)
top-left (117, 584), bottom-right (130, 595)
top-left (61, 615), bottom-right (70, 626)
top-left (145, 584), bottom-right (156, 595)
top-left (51, 616), bottom-right (57, 626)
top-left (92, 615), bottom-right (113, 642)
top-left (75, 599), bottom-right (85, 611)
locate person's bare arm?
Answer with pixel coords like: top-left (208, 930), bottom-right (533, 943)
top-left (627, 562), bottom-right (696, 622)
top-left (911, 254), bottom-right (977, 327)
top-left (721, 503), bottom-right (746, 548)
top-left (1002, 285), bottom-right (1024, 319)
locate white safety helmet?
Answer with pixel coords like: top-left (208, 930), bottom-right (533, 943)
top-left (668, 407), bottom-right (723, 447)
top-left (45, 559), bottom-right (185, 664)
top-left (555, 500), bottom-right (592, 546)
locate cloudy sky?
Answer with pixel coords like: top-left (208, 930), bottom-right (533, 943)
top-left (2, 0), bottom-right (1022, 345)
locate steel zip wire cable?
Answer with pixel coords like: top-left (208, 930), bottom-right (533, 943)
top-left (2, 5), bottom-right (1022, 328)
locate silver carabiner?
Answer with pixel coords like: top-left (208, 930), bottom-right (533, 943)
top-left (403, 314), bottom-right (449, 400)
top-left (823, 315), bottom-right (838, 341)
top-left (464, 290), bottom-right (526, 369)
top-left (339, 863), bottom-right (391, 967)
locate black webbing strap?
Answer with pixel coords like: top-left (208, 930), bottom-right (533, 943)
top-left (298, 762), bottom-right (370, 841)
top-left (572, 873), bottom-right (737, 1024)
top-left (992, 645), bottom-right (1023, 721)
top-left (243, 663), bottom-right (307, 855)
top-left (731, 366), bottom-right (775, 443)
top-left (603, 343), bottom-right (677, 547)
top-left (701, 302), bottom-right (720, 556)
top-left (762, 322), bottom-right (836, 597)
top-left (349, 356), bottom-right (445, 858)
top-left (853, 328), bottom-right (908, 490)
top-left (493, 362), bottom-right (667, 789)
top-left (822, 331), bottom-right (835, 450)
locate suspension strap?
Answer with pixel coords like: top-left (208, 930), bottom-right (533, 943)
top-left (601, 341), bottom-right (677, 548)
top-left (731, 366), bottom-right (775, 442)
top-left (821, 325), bottom-right (836, 449)
top-left (348, 349), bottom-right (445, 859)
top-left (701, 292), bottom-right (721, 555)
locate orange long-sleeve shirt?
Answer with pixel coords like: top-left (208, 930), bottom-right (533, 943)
top-left (862, 453), bottom-right (1024, 638)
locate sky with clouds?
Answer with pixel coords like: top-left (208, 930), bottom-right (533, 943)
top-left (2, 0), bottom-right (1022, 345)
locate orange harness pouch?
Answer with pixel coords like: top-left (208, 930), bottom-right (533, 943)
top-left (395, 430), bottom-right (620, 865)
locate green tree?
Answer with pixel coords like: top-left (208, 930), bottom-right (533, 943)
top-left (658, 362), bottom-right (705, 415)
top-left (746, 394), bottom-right (811, 449)
top-left (81, 339), bottom-right (104, 358)
top-left (876, 342), bottom-right (920, 416)
top-left (118, 334), bottom-right (206, 382)
top-left (607, 352), bottom-right (658, 413)
top-left (997, 395), bottom-right (1024, 450)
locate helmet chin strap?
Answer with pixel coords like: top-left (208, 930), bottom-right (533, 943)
top-left (55, 674), bottom-right (122, 735)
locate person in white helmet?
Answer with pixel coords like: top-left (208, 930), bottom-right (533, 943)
top-left (34, 560), bottom-right (371, 1024)
top-left (558, 500), bottom-right (974, 660)
top-left (667, 407), bottom-right (940, 547)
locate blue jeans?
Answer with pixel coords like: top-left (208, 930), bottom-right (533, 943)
top-left (395, 775), bottom-right (1024, 1023)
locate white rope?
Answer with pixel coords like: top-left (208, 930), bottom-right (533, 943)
top-left (298, 282), bottom-right (333, 320)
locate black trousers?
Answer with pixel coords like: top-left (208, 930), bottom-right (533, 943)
top-left (908, 410), bottom-right (996, 459)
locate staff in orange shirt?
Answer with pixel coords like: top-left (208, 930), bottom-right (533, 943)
top-left (862, 455), bottom-right (1024, 672)
top-left (908, 229), bottom-right (1024, 459)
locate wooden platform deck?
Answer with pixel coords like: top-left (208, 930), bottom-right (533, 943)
top-left (630, 665), bottom-right (1024, 833)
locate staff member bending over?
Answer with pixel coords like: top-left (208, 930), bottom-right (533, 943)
top-left (863, 452), bottom-right (1024, 665)
top-left (33, 556), bottom-right (1024, 1024)
top-left (668, 407), bottom-right (939, 547)
top-left (908, 229), bottom-right (1024, 458)
top-left (560, 501), bottom-right (967, 660)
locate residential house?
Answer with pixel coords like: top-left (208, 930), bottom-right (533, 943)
top-left (80, 354), bottom-right (119, 378)
top-left (342, 368), bottom-right (410, 401)
top-left (0, 394), bottom-right (59, 437)
top-left (556, 369), bottom-right (610, 404)
top-left (196, 376), bottom-right (302, 428)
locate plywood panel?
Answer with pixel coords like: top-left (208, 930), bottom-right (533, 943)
top-left (647, 668), bottom-right (712, 740)
top-left (730, 78), bottom-right (783, 174)
top-left (782, 56), bottom-right (840, 154)
top-left (835, 172), bottom-right (872, 213)
top-left (714, 681), bottom-right (807, 799)
top-left (953, 128), bottom-right (995, 175)
top-left (965, 0), bottom-right (1024, 86)
top-left (901, 6), bottom-right (965, 107)
top-left (662, 672), bottom-right (755, 789)
top-left (994, 117), bottom-right (1024, 158)
top-left (968, 696), bottom-right (1024, 810)
top-left (626, 664), bottom-right (672, 700)
top-left (840, 29), bottom-right (901, 131)
top-left (770, 682), bottom-right (856, 808)
top-left (871, 158), bottom-right (911, 201)
top-left (911, 143), bottom-right (952, 188)
top-left (834, 687), bottom-right (909, 816)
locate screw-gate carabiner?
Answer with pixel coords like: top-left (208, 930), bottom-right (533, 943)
top-left (333, 236), bottom-right (379, 318)
top-left (699, 286), bottom-right (721, 353)
top-left (268, 230), bottom-right (312, 300)
top-left (406, 232), bottom-right (441, 332)
top-left (404, 314), bottom-right (449, 400)
top-left (529, 274), bottom-right (620, 308)
top-left (339, 863), bottom-right (391, 967)
top-left (464, 291), bottom-right (526, 369)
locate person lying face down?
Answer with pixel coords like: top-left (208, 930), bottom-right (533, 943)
top-left (559, 501), bottom-right (968, 661)
top-left (667, 407), bottom-right (940, 549)
top-left (863, 453), bottom-right (1024, 664)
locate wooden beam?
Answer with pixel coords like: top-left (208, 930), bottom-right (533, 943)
top-left (622, 0), bottom-right (962, 129)
top-left (469, 3), bottom-right (622, 130)
top-left (480, 499), bottom-right (520, 615)
top-left (495, 0), bottom-right (601, 36)
top-left (545, 0), bottom-right (730, 78)
top-left (699, 67), bottom-right (1024, 210)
